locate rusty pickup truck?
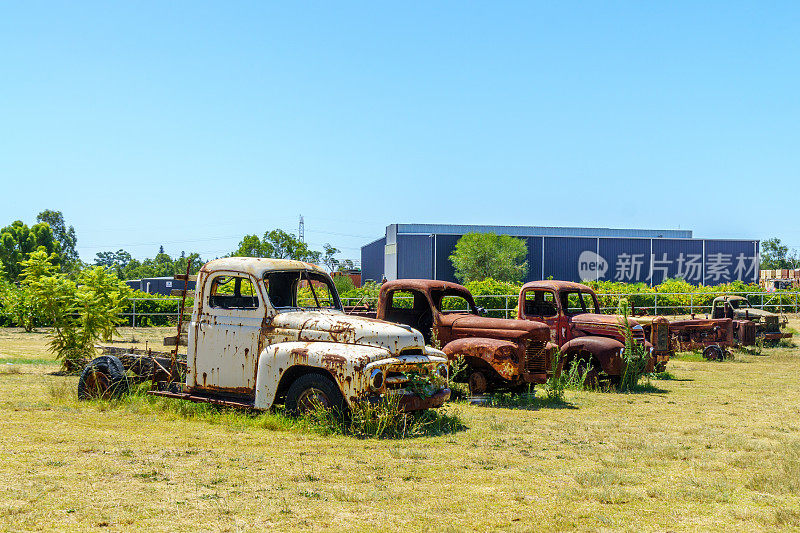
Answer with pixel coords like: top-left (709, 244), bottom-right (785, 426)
top-left (711, 295), bottom-right (792, 342)
top-left (375, 280), bottom-right (557, 395)
top-left (516, 281), bottom-right (662, 380)
top-left (78, 258), bottom-right (450, 413)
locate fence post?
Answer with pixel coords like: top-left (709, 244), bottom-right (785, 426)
top-left (654, 293), bottom-right (658, 315)
top-left (690, 294), bottom-right (693, 316)
top-left (504, 295), bottom-right (509, 319)
top-left (760, 294), bottom-right (764, 311)
top-left (132, 299), bottom-right (136, 328)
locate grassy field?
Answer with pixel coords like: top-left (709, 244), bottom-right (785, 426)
top-left (1, 325), bottom-right (799, 532)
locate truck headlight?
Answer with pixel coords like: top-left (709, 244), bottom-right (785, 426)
top-left (436, 363), bottom-right (448, 380)
top-left (369, 369), bottom-right (384, 391)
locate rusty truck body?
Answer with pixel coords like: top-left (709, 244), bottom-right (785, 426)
top-left (79, 258), bottom-right (450, 413)
top-left (516, 281), bottom-right (662, 378)
top-left (375, 279), bottom-right (557, 395)
top-left (711, 295), bottom-right (792, 342)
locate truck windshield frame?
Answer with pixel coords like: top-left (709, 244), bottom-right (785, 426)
top-left (263, 270), bottom-right (343, 312)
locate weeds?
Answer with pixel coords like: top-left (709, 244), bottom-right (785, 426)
top-left (618, 308), bottom-right (649, 392)
top-left (544, 350), bottom-right (591, 401)
top-left (65, 381), bottom-right (465, 439)
top-left (299, 393), bottom-right (465, 438)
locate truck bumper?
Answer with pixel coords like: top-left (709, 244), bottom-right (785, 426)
top-left (762, 332), bottom-right (792, 340)
top-left (397, 388), bottom-right (451, 412)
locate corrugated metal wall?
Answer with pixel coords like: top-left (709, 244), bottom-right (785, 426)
top-left (397, 234), bottom-right (433, 279)
top-left (360, 237), bottom-right (385, 283)
top-left (362, 231), bottom-right (759, 285)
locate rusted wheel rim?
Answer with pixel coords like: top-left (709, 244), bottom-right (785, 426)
top-left (296, 387), bottom-right (331, 412)
top-left (468, 371), bottom-right (488, 395)
top-left (84, 370), bottom-right (111, 399)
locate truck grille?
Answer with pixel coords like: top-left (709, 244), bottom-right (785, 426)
top-left (525, 340), bottom-right (548, 373)
top-left (652, 319), bottom-right (669, 352)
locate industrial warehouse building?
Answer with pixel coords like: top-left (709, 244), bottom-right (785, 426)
top-left (361, 224), bottom-right (760, 286)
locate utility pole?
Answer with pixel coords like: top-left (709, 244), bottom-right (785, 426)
top-left (299, 215), bottom-right (305, 243)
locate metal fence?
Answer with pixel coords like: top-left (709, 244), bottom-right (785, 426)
top-left (123, 291), bottom-right (800, 325)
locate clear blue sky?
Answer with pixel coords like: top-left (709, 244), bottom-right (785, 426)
top-left (1, 2), bottom-right (798, 263)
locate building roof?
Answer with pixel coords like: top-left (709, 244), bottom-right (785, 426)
top-left (389, 223), bottom-right (691, 239)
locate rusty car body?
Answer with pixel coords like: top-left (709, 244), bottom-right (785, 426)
top-left (375, 279), bottom-right (557, 394)
top-left (516, 281), bottom-right (662, 378)
top-left (79, 258), bottom-right (450, 412)
top-left (711, 295), bottom-right (792, 342)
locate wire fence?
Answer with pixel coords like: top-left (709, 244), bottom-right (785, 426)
top-left (122, 290), bottom-right (800, 325)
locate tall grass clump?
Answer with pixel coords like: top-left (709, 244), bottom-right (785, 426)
top-left (300, 394), bottom-right (465, 439)
top-left (618, 307), bottom-right (650, 392)
top-left (544, 350), bottom-right (592, 401)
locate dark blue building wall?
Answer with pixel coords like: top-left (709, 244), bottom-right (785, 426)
top-left (397, 235), bottom-right (433, 279)
top-left (363, 233), bottom-right (760, 286)
top-left (360, 238), bottom-right (385, 283)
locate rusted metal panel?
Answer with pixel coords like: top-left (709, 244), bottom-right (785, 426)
top-left (376, 279), bottom-right (553, 392)
top-left (517, 280), bottom-right (655, 376)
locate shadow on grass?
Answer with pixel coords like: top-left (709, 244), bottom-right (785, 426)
top-left (468, 392), bottom-right (578, 411)
top-left (625, 382), bottom-right (669, 394)
top-left (651, 371), bottom-right (692, 382)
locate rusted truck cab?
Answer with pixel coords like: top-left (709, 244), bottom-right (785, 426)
top-left (376, 280), bottom-right (557, 394)
top-left (517, 281), bottom-right (660, 379)
top-left (711, 295), bottom-right (791, 342)
top-left (137, 258), bottom-right (451, 412)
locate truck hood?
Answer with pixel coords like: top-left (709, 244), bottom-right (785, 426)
top-left (440, 313), bottom-right (550, 341)
top-left (571, 313), bottom-right (643, 338)
top-left (269, 310), bottom-right (425, 354)
top-left (733, 308), bottom-right (774, 321)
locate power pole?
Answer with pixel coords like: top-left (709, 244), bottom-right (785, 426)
top-left (299, 215), bottom-right (305, 243)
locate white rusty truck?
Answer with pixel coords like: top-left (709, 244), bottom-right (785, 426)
top-left (78, 258), bottom-right (451, 413)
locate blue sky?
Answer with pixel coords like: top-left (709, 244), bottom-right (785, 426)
top-left (1, 2), bottom-right (798, 263)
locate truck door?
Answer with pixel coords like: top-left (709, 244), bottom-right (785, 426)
top-left (522, 289), bottom-right (562, 344)
top-left (190, 272), bottom-right (264, 395)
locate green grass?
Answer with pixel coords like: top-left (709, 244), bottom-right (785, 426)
top-left (1, 325), bottom-right (800, 531)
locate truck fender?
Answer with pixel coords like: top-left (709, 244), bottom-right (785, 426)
top-left (560, 336), bottom-right (624, 376)
top-left (253, 341), bottom-right (391, 409)
top-left (442, 337), bottom-right (521, 381)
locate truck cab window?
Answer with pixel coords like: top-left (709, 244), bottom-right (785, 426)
top-left (209, 275), bottom-right (259, 309)
top-left (264, 270), bottom-right (342, 311)
top-left (561, 291), bottom-right (585, 315)
top-left (524, 290), bottom-right (557, 317)
top-left (580, 292), bottom-right (599, 313)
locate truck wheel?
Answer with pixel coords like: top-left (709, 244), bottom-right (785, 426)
top-left (285, 373), bottom-right (345, 414)
top-left (77, 356), bottom-right (128, 400)
top-left (468, 370), bottom-right (488, 395)
top-left (702, 345), bottom-right (724, 361)
top-left (118, 353), bottom-right (154, 380)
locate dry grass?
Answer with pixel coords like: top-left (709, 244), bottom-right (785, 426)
top-left (0, 322), bottom-right (799, 531)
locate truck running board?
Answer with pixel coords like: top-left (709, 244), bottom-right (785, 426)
top-left (148, 390), bottom-right (255, 410)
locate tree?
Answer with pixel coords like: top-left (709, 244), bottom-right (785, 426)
top-left (94, 249), bottom-right (133, 277)
top-left (37, 210), bottom-right (79, 272)
top-left (338, 259), bottom-right (356, 271)
top-left (760, 237), bottom-right (799, 269)
top-left (28, 264), bottom-right (131, 371)
top-left (321, 243), bottom-right (340, 272)
top-left (449, 232), bottom-right (528, 283)
top-left (0, 220), bottom-right (60, 281)
top-left (231, 229), bottom-right (322, 263)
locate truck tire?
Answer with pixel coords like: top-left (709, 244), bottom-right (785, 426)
top-left (468, 370), bottom-right (488, 395)
top-left (77, 356), bottom-right (128, 400)
top-left (118, 353), bottom-right (154, 380)
top-left (285, 373), bottom-right (346, 414)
